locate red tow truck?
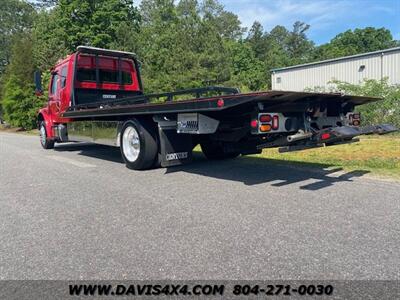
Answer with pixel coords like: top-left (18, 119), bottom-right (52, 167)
top-left (35, 46), bottom-right (397, 170)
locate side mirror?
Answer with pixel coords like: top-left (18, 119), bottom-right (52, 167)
top-left (34, 71), bottom-right (43, 96)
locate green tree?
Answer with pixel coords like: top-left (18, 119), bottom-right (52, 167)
top-left (200, 0), bottom-right (244, 40)
top-left (33, 0), bottom-right (141, 71)
top-left (138, 0), bottom-right (235, 93)
top-left (286, 21), bottom-right (314, 64)
top-left (245, 21), bottom-right (314, 88)
top-left (0, 0), bottom-right (35, 75)
top-left (226, 40), bottom-right (266, 91)
top-left (314, 27), bottom-right (398, 60)
top-left (262, 25), bottom-right (292, 87)
top-left (32, 9), bottom-right (69, 71)
top-left (246, 22), bottom-right (268, 60)
top-left (0, 0), bottom-right (35, 108)
top-left (137, 0), bottom-right (180, 92)
top-left (1, 34), bottom-right (46, 129)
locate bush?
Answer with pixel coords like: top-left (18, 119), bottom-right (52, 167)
top-left (306, 79), bottom-right (400, 128)
top-left (2, 75), bottom-right (45, 129)
top-left (333, 79), bottom-right (400, 128)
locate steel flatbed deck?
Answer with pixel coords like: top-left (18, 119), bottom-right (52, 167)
top-left (62, 90), bottom-right (379, 119)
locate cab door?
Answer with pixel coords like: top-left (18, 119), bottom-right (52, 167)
top-left (48, 70), bottom-right (61, 117)
top-left (49, 65), bottom-right (69, 120)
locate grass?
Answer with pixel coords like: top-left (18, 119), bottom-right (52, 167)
top-left (0, 124), bottom-right (38, 135)
top-left (251, 135), bottom-right (400, 180)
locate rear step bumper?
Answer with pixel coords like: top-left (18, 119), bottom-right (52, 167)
top-left (318, 124), bottom-right (397, 142)
top-left (276, 124), bottom-right (397, 153)
top-left (359, 124), bottom-right (398, 135)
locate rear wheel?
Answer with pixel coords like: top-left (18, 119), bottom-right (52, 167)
top-left (120, 119), bottom-right (158, 170)
top-left (39, 121), bottom-right (55, 149)
top-left (200, 141), bottom-right (240, 160)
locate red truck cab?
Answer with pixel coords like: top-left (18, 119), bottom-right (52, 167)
top-left (37, 46), bottom-right (142, 147)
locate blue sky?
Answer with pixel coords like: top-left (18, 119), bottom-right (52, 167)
top-left (219, 0), bottom-right (400, 45)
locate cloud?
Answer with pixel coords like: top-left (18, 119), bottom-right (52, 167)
top-left (221, 0), bottom-right (352, 29)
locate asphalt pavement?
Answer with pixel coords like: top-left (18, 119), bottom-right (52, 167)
top-left (0, 132), bottom-right (399, 280)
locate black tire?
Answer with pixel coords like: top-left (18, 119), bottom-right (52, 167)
top-left (120, 119), bottom-right (158, 170)
top-left (200, 141), bottom-right (240, 160)
top-left (39, 121), bottom-right (55, 149)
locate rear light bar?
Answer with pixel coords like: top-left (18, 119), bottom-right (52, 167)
top-left (259, 115), bottom-right (272, 123)
top-left (260, 124), bottom-right (271, 132)
top-left (321, 133), bottom-right (331, 140)
top-left (347, 112), bottom-right (361, 127)
top-left (251, 113), bottom-right (282, 133)
top-left (272, 115), bottom-right (279, 130)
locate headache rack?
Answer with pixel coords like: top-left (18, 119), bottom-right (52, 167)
top-left (71, 46), bottom-right (144, 108)
top-left (68, 86), bottom-right (240, 111)
top-left (70, 46), bottom-right (240, 111)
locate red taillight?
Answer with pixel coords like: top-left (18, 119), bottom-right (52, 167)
top-left (258, 113), bottom-right (279, 132)
top-left (217, 98), bottom-right (224, 107)
top-left (272, 115), bottom-right (279, 130)
top-left (250, 119), bottom-right (258, 128)
top-left (259, 114), bottom-right (272, 123)
top-left (321, 133), bottom-right (331, 140)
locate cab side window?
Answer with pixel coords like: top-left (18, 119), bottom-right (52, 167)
top-left (60, 66), bottom-right (68, 88)
top-left (50, 74), bottom-right (59, 95)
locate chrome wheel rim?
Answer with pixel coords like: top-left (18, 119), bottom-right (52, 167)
top-left (40, 125), bottom-right (46, 146)
top-left (122, 126), bottom-right (140, 162)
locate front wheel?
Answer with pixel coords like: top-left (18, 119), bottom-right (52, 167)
top-left (39, 121), bottom-right (55, 149)
top-left (120, 119), bottom-right (158, 170)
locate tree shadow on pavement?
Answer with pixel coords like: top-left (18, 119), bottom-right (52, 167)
top-left (166, 152), bottom-right (370, 190)
top-left (54, 143), bottom-right (369, 190)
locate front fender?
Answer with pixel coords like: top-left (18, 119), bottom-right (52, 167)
top-left (38, 108), bottom-right (54, 139)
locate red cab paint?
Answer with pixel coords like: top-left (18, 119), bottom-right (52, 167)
top-left (37, 51), bottom-right (141, 138)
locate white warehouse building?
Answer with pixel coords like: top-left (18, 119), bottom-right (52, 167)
top-left (271, 47), bottom-right (400, 91)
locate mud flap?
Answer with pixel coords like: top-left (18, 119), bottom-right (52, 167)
top-left (158, 126), bottom-right (193, 167)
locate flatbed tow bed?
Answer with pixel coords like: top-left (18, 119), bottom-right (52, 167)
top-left (36, 46), bottom-right (397, 170)
top-left (62, 90), bottom-right (378, 118)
